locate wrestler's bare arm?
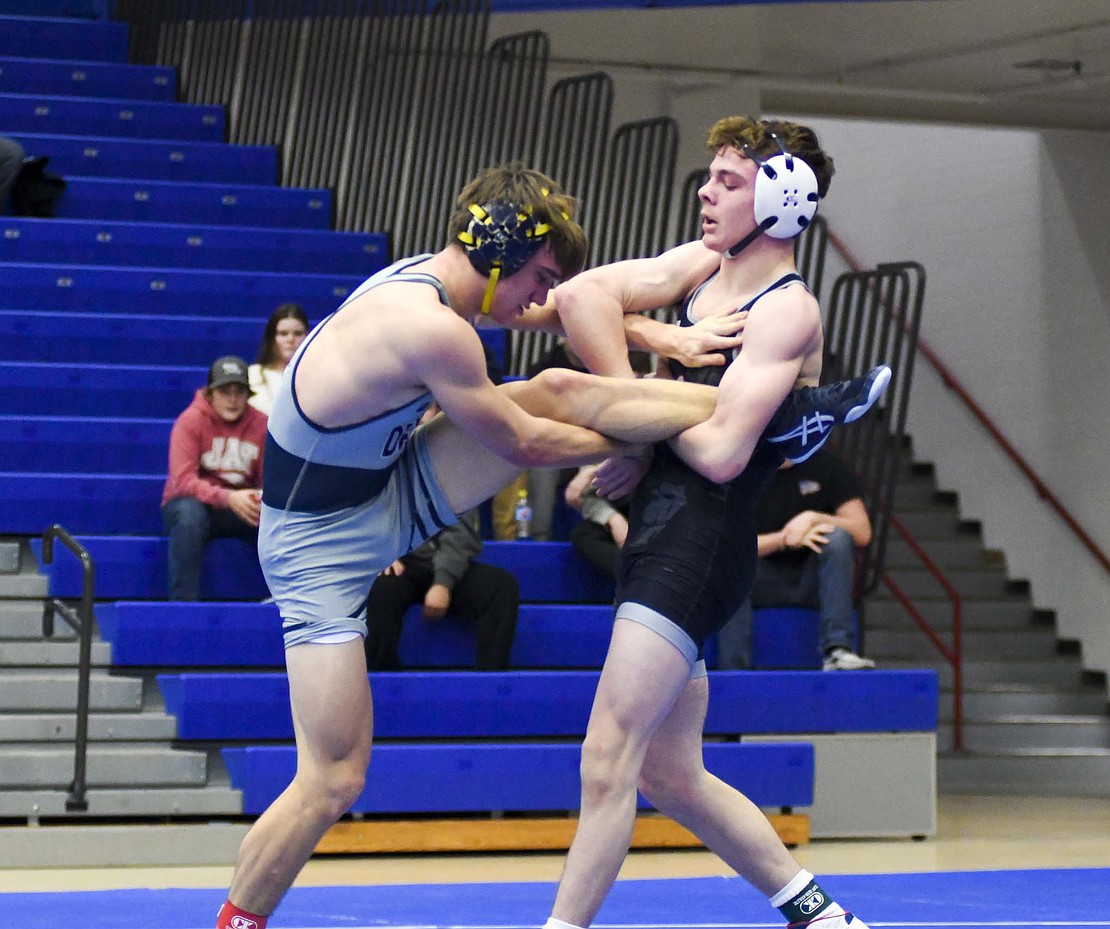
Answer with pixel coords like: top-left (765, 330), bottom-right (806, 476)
top-left (669, 289), bottom-right (821, 483)
top-left (553, 241), bottom-right (719, 376)
top-left (410, 315), bottom-right (632, 468)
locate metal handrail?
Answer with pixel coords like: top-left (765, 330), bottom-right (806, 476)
top-left (883, 514), bottom-right (964, 751)
top-left (40, 524), bottom-right (95, 813)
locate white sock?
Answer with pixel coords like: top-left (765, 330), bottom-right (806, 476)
top-left (544, 919), bottom-right (584, 929)
top-left (769, 869), bottom-right (814, 908)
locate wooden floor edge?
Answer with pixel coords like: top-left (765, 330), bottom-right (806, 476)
top-left (316, 813), bottom-right (808, 854)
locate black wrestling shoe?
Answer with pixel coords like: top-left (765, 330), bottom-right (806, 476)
top-left (765, 365), bottom-right (892, 463)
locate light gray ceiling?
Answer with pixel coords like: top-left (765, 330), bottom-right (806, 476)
top-left (490, 0), bottom-right (1110, 132)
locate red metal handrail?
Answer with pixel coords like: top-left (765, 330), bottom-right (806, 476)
top-left (827, 228), bottom-right (1109, 576)
top-left (883, 514), bottom-right (964, 751)
top-left (825, 227), bottom-right (968, 747)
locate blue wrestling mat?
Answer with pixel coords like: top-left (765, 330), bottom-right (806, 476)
top-left (0, 869), bottom-right (1105, 928)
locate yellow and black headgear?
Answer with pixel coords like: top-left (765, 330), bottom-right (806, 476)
top-left (457, 199), bottom-right (551, 314)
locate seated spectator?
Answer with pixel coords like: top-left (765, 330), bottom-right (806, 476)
top-left (716, 447), bottom-right (876, 671)
top-left (0, 135), bottom-right (25, 215)
top-left (248, 303), bottom-right (309, 415)
top-left (161, 356), bottom-right (267, 600)
top-left (364, 508), bottom-right (519, 671)
top-left (565, 463), bottom-right (629, 580)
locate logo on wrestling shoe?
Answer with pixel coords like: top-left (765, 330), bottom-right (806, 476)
top-left (230, 917), bottom-right (259, 929)
top-left (767, 413), bottom-right (833, 448)
top-left (798, 889), bottom-right (825, 915)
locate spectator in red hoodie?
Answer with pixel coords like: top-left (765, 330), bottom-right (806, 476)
top-left (161, 355), bottom-right (268, 600)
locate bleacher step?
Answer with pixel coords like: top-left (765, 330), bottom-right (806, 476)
top-left (0, 821), bottom-right (249, 866)
top-left (0, 638), bottom-right (112, 666)
top-left (0, 669), bottom-right (142, 711)
top-left (0, 600), bottom-right (70, 639)
top-left (938, 748), bottom-right (1110, 796)
top-left (882, 658), bottom-right (1087, 689)
top-left (0, 540), bottom-right (20, 573)
top-left (941, 686), bottom-right (1109, 717)
top-left (0, 711), bottom-right (177, 742)
top-left (866, 627), bottom-right (1060, 660)
top-left (864, 597), bottom-right (1039, 630)
top-left (0, 743), bottom-right (209, 788)
top-left (937, 715), bottom-right (1110, 752)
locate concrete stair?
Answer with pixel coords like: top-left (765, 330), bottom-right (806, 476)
top-left (0, 539), bottom-right (242, 822)
top-left (866, 456), bottom-right (1110, 796)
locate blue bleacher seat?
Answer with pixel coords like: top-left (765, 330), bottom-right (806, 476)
top-left (0, 56), bottom-right (176, 101)
top-left (0, 2), bottom-right (108, 17)
top-left (49, 177), bottom-right (333, 228)
top-left (97, 600), bottom-right (614, 667)
top-left (158, 668), bottom-right (939, 740)
top-left (481, 541), bottom-right (614, 603)
top-left (0, 312), bottom-right (261, 365)
top-left (0, 471), bottom-right (164, 535)
top-left (2, 362), bottom-right (211, 418)
top-left (39, 537), bottom-right (607, 603)
top-left (221, 741), bottom-right (815, 815)
top-left (0, 416), bottom-right (171, 473)
top-left (0, 92), bottom-right (224, 141)
top-left (0, 218), bottom-right (386, 274)
top-left (747, 606), bottom-right (858, 670)
top-left (0, 265), bottom-right (356, 317)
top-left (9, 133), bottom-right (278, 184)
top-left (32, 536), bottom-right (267, 601)
top-left (0, 15), bottom-right (128, 62)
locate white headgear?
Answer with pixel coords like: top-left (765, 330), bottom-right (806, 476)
top-left (729, 133), bottom-right (820, 256)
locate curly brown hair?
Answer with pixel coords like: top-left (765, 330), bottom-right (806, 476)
top-left (707, 116), bottom-right (835, 199)
top-left (448, 163), bottom-right (588, 278)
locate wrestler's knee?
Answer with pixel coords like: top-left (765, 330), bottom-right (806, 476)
top-left (298, 752), bottom-right (368, 821)
top-left (638, 754), bottom-right (700, 812)
top-left (578, 728), bottom-right (630, 803)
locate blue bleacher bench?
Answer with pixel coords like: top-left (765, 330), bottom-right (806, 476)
top-left (0, 265), bottom-right (355, 317)
top-left (49, 177), bottom-right (332, 228)
top-left (0, 92), bottom-right (225, 142)
top-left (159, 668), bottom-right (939, 740)
top-left (0, 312), bottom-right (263, 366)
top-left (0, 56), bottom-right (176, 101)
top-left (39, 538), bottom-right (609, 603)
top-left (8, 132), bottom-right (278, 184)
top-left (98, 600), bottom-right (615, 668)
top-left (0, 415), bottom-right (171, 473)
top-left (221, 741), bottom-right (815, 815)
top-left (0, 218), bottom-right (386, 274)
top-left (32, 535), bottom-right (268, 601)
top-left (0, 15), bottom-right (128, 62)
top-left (1, 362), bottom-right (216, 418)
top-left (0, 471), bottom-right (166, 535)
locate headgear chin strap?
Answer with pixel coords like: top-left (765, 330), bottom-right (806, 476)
top-left (728, 133), bottom-right (820, 257)
top-left (457, 199), bottom-right (551, 314)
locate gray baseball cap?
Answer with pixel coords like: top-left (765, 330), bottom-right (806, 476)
top-left (207, 355), bottom-right (251, 390)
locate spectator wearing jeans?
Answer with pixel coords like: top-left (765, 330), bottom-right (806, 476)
top-left (716, 447), bottom-right (875, 671)
top-left (161, 356), bottom-right (267, 600)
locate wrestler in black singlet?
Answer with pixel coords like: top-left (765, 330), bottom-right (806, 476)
top-left (615, 272), bottom-right (808, 658)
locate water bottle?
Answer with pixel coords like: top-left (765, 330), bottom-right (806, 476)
top-left (514, 488), bottom-right (533, 540)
